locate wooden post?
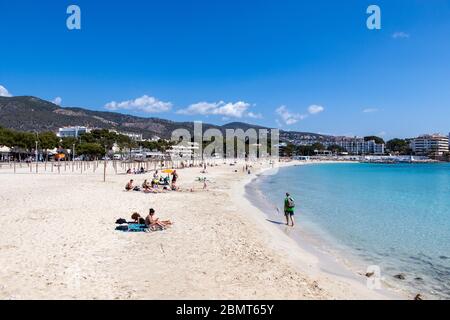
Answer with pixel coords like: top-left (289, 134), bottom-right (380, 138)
top-left (103, 159), bottom-right (107, 182)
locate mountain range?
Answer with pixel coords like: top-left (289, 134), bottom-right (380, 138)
top-left (0, 96), bottom-right (329, 141)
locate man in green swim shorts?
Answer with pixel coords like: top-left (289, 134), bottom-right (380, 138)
top-left (284, 192), bottom-right (295, 227)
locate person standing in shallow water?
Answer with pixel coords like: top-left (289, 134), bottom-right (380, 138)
top-left (284, 192), bottom-right (296, 227)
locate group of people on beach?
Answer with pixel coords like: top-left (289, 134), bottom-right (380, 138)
top-left (125, 170), bottom-right (179, 193)
top-left (126, 167), bottom-right (146, 175)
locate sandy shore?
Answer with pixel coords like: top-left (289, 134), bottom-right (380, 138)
top-left (0, 160), bottom-right (396, 299)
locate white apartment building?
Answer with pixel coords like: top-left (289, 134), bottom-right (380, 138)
top-left (411, 134), bottom-right (449, 156)
top-left (167, 142), bottom-right (200, 160)
top-left (57, 126), bottom-right (90, 138)
top-left (108, 130), bottom-right (144, 141)
top-left (326, 137), bottom-right (385, 155)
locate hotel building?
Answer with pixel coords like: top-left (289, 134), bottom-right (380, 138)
top-left (57, 126), bottom-right (90, 138)
top-left (411, 134), bottom-right (449, 156)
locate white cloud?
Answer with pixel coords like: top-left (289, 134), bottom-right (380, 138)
top-left (308, 105), bottom-right (324, 115)
top-left (392, 32), bottom-right (410, 39)
top-left (247, 112), bottom-right (263, 119)
top-left (363, 108), bottom-right (379, 113)
top-left (105, 95), bottom-right (172, 113)
top-left (53, 97), bottom-right (62, 105)
top-left (276, 104), bottom-right (324, 125)
top-left (276, 105), bottom-right (306, 125)
top-left (177, 101), bottom-right (255, 119)
top-left (0, 85), bottom-right (12, 97)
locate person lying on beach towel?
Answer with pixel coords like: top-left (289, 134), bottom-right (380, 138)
top-left (115, 213), bottom-right (148, 232)
top-left (145, 208), bottom-right (172, 230)
top-left (131, 212), bottom-right (141, 223)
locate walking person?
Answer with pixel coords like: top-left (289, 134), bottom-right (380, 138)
top-left (284, 192), bottom-right (296, 227)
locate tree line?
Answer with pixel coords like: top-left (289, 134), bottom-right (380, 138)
top-left (0, 127), bottom-right (174, 160)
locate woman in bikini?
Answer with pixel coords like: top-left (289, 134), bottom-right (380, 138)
top-left (145, 208), bottom-right (172, 230)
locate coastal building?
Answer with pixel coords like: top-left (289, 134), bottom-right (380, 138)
top-left (122, 132), bottom-right (143, 141)
top-left (57, 126), bottom-right (90, 138)
top-left (0, 145), bottom-right (11, 161)
top-left (167, 142), bottom-right (200, 160)
top-left (109, 130), bottom-right (144, 142)
top-left (411, 134), bottom-right (449, 156)
top-left (278, 136), bottom-right (385, 156)
top-left (327, 137), bottom-right (385, 155)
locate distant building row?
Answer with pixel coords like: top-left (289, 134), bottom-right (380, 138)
top-left (56, 126), bottom-right (160, 142)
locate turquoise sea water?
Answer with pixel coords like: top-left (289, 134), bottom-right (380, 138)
top-left (254, 163), bottom-right (450, 299)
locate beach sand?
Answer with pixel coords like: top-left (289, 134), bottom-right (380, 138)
top-left (0, 161), bottom-right (395, 299)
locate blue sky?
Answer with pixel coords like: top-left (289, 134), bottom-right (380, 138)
top-left (1, 0), bottom-right (449, 139)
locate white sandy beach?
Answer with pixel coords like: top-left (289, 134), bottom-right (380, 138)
top-left (0, 160), bottom-right (397, 300)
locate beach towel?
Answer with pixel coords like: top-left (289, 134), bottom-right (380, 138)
top-left (128, 223), bottom-right (148, 232)
top-left (115, 223), bottom-right (149, 232)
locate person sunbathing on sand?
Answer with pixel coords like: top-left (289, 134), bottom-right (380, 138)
top-left (149, 180), bottom-right (166, 193)
top-left (131, 212), bottom-right (146, 224)
top-left (145, 208), bottom-right (172, 230)
top-left (142, 179), bottom-right (152, 191)
top-left (125, 179), bottom-right (134, 191)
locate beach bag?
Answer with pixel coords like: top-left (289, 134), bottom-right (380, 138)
top-left (287, 197), bottom-right (295, 208)
top-left (115, 218), bottom-right (127, 224)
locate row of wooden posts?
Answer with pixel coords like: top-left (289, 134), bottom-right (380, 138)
top-left (0, 158), bottom-right (216, 181)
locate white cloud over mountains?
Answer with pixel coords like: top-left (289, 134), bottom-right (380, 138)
top-left (276, 106), bottom-right (306, 125)
top-left (53, 97), bottom-right (62, 106)
top-left (105, 95), bottom-right (172, 114)
top-left (276, 104), bottom-right (325, 125)
top-left (0, 85), bottom-right (12, 97)
top-left (177, 101), bottom-right (260, 119)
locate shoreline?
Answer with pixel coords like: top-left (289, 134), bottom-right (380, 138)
top-left (232, 160), bottom-right (404, 300)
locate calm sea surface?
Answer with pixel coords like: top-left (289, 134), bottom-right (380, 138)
top-left (254, 163), bottom-right (450, 299)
